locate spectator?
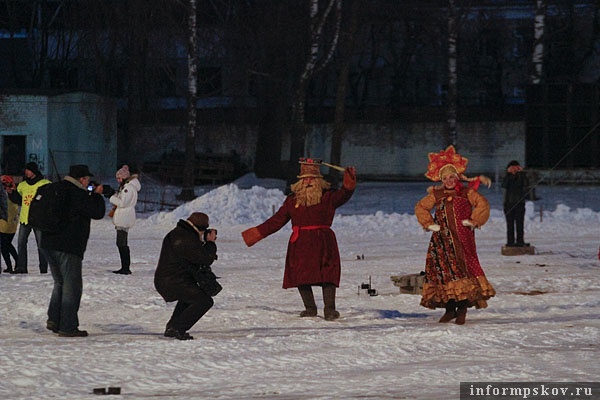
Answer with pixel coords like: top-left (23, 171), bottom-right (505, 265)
top-left (242, 158), bottom-right (356, 321)
top-left (42, 165), bottom-right (106, 337)
top-left (154, 212), bottom-right (218, 340)
top-left (8, 162), bottom-right (51, 274)
top-left (109, 165), bottom-right (141, 275)
top-left (0, 175), bottom-right (19, 273)
top-left (501, 160), bottom-right (530, 247)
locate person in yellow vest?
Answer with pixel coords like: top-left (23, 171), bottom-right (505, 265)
top-left (0, 175), bottom-right (19, 273)
top-left (7, 162), bottom-right (51, 274)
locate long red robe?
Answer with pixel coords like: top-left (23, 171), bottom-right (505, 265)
top-left (255, 187), bottom-right (354, 288)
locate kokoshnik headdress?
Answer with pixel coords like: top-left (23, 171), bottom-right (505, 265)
top-left (424, 145), bottom-right (491, 188)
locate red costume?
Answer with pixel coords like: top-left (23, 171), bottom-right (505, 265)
top-left (253, 187), bottom-right (353, 288)
top-left (242, 158), bottom-right (356, 321)
top-left (415, 146), bottom-right (495, 324)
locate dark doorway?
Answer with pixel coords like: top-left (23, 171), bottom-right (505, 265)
top-left (2, 136), bottom-right (26, 175)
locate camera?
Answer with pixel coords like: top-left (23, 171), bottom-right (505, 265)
top-left (204, 228), bottom-right (217, 241)
top-left (87, 181), bottom-right (98, 192)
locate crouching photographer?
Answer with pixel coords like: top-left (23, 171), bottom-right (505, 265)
top-left (154, 212), bottom-right (220, 340)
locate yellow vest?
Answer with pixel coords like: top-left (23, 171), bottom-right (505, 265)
top-left (17, 179), bottom-right (52, 225)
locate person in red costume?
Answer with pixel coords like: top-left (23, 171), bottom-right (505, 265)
top-left (415, 145), bottom-right (495, 325)
top-left (242, 158), bottom-right (356, 321)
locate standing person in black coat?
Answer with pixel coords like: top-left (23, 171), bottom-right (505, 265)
top-left (501, 160), bottom-right (530, 247)
top-left (154, 212), bottom-right (218, 340)
top-left (41, 165), bottom-right (106, 337)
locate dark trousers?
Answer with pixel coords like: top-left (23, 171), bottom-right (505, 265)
top-left (16, 223), bottom-right (48, 273)
top-left (45, 249), bottom-right (83, 333)
top-left (167, 284), bottom-right (214, 333)
top-left (504, 204), bottom-right (525, 245)
top-left (0, 232), bottom-right (18, 270)
top-left (116, 229), bottom-right (130, 270)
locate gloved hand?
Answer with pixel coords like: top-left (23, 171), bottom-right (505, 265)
top-left (462, 219), bottom-right (475, 229)
top-left (343, 167), bottom-right (357, 190)
top-left (427, 224), bottom-right (441, 232)
top-left (241, 227), bottom-right (263, 247)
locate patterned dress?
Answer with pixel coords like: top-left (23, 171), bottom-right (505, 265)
top-left (415, 184), bottom-right (496, 309)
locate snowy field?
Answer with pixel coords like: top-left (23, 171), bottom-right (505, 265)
top-left (1, 174), bottom-right (599, 399)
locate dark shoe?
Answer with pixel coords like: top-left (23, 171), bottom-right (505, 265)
top-left (58, 329), bottom-right (88, 337)
top-left (300, 309), bottom-right (317, 317)
top-left (164, 327), bottom-right (193, 340)
top-left (112, 269), bottom-right (132, 275)
top-left (455, 307), bottom-right (468, 325)
top-left (438, 310), bottom-right (457, 323)
top-left (324, 310), bottom-right (340, 321)
top-left (516, 242), bottom-right (530, 247)
top-left (506, 243), bottom-right (517, 247)
top-left (46, 321), bottom-right (59, 333)
top-left (3, 268), bottom-right (11, 273)
top-left (11, 269), bottom-right (27, 274)
top-left (40, 270), bottom-right (48, 274)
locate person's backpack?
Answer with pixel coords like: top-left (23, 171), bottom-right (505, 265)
top-left (28, 182), bottom-right (67, 232)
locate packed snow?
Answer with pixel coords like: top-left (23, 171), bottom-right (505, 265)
top-left (1, 174), bottom-right (599, 399)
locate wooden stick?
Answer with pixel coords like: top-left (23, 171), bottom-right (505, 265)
top-left (320, 162), bottom-right (345, 172)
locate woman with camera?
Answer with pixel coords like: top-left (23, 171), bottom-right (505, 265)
top-left (109, 165), bottom-right (141, 275)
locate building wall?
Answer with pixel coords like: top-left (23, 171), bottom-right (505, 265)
top-left (48, 92), bottom-right (117, 178)
top-left (0, 94), bottom-right (49, 174)
top-left (0, 92), bottom-right (116, 179)
top-left (131, 120), bottom-right (525, 180)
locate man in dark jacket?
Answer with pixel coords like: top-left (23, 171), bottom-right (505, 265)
top-left (501, 160), bottom-right (530, 247)
top-left (41, 165), bottom-right (106, 337)
top-left (154, 212), bottom-right (218, 340)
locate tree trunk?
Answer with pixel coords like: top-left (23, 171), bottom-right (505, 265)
top-left (329, 0), bottom-right (360, 185)
top-left (178, 0), bottom-right (198, 201)
top-left (446, 0), bottom-right (458, 148)
top-left (531, 0), bottom-right (546, 84)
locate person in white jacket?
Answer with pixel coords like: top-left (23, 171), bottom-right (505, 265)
top-left (109, 165), bottom-right (141, 275)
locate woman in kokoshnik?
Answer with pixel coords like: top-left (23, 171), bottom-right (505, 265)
top-left (414, 145), bottom-right (496, 325)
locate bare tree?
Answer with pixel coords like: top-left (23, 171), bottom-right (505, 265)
top-left (531, 0), bottom-right (546, 84)
top-left (446, 0), bottom-right (458, 147)
top-left (178, 0), bottom-right (198, 200)
top-left (287, 0), bottom-right (341, 183)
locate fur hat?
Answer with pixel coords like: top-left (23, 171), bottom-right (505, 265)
top-left (297, 157), bottom-right (323, 179)
top-left (424, 145), bottom-right (468, 182)
top-left (25, 162), bottom-right (41, 176)
top-left (116, 165), bottom-right (131, 180)
top-left (187, 212), bottom-right (209, 230)
top-left (69, 164), bottom-right (94, 179)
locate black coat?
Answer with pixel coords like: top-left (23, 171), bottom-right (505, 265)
top-left (154, 219), bottom-right (218, 302)
top-left (40, 177), bottom-right (106, 259)
top-left (501, 171), bottom-right (529, 208)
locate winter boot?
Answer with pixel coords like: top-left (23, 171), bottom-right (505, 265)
top-left (455, 301), bottom-right (468, 325)
top-left (113, 246), bottom-right (132, 275)
top-left (322, 284), bottom-right (340, 321)
top-left (298, 285), bottom-right (317, 317)
top-left (438, 300), bottom-right (457, 323)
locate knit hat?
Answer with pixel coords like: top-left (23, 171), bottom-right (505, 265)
top-left (116, 165), bottom-right (131, 180)
top-left (69, 164), bottom-right (94, 179)
top-left (297, 157), bottom-right (323, 179)
top-left (25, 162), bottom-right (41, 176)
top-left (188, 212), bottom-right (209, 230)
top-left (506, 160), bottom-right (520, 169)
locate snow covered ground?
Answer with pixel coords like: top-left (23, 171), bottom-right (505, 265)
top-left (1, 174), bottom-right (599, 399)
